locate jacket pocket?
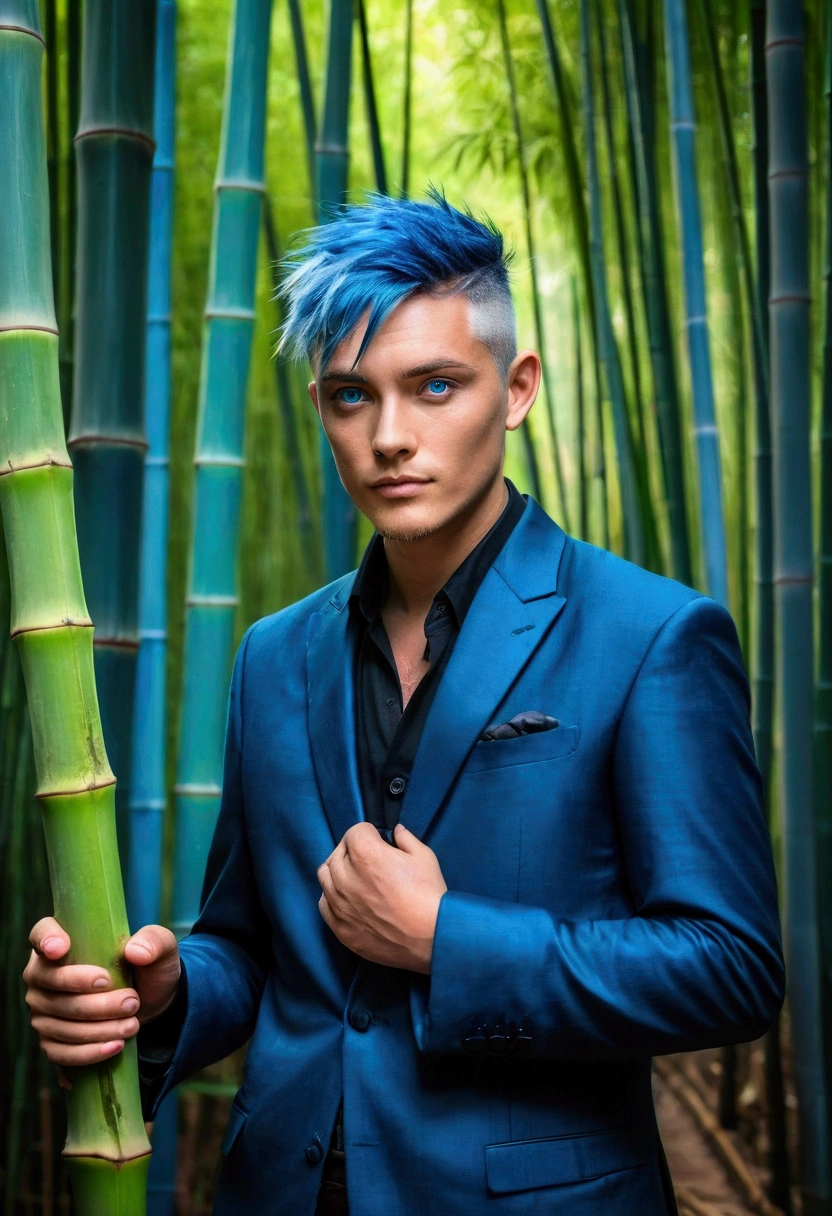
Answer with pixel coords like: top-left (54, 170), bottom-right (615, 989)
top-left (466, 724), bottom-right (580, 773)
top-left (220, 1099), bottom-right (248, 1157)
top-left (484, 1126), bottom-right (650, 1195)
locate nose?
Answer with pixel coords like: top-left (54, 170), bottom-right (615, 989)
top-left (371, 396), bottom-right (415, 460)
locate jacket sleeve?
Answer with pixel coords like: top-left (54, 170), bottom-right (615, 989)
top-left (414, 595), bottom-right (785, 1060)
top-left (144, 623), bottom-right (271, 1116)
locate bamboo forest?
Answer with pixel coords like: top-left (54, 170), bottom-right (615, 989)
top-left (0, 0), bottom-right (830, 1212)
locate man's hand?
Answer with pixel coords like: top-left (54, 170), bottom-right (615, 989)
top-left (317, 822), bottom-right (447, 973)
top-left (23, 917), bottom-right (181, 1068)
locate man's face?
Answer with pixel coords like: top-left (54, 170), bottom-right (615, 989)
top-left (309, 291), bottom-right (539, 541)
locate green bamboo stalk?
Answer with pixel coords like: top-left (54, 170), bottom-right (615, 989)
top-left (573, 277), bottom-right (588, 539)
top-left (580, 0), bottom-right (645, 565)
top-left (287, 0), bottom-right (317, 211)
top-left (767, 2), bottom-right (831, 1209)
top-left (619, 0), bottom-right (692, 584)
top-left (68, 0), bottom-right (157, 868)
top-left (317, 0), bottom-right (358, 580)
top-left (0, 5), bottom-right (151, 1211)
top-left (496, 0), bottom-right (568, 523)
top-left (595, 1), bottom-right (649, 474)
top-left (401, 0), bottom-right (413, 198)
top-left (357, 0), bottom-right (389, 195)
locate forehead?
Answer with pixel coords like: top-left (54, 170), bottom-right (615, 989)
top-left (321, 291), bottom-right (484, 376)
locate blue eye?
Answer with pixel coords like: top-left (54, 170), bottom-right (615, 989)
top-left (426, 379), bottom-right (449, 395)
top-left (337, 387), bottom-right (365, 405)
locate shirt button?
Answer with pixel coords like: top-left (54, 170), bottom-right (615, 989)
top-left (305, 1134), bottom-right (324, 1164)
top-left (350, 1007), bottom-right (372, 1031)
top-left (388, 776), bottom-right (406, 797)
top-left (386, 696), bottom-right (396, 706)
top-left (436, 602), bottom-right (446, 614)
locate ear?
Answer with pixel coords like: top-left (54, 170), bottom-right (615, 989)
top-left (505, 350), bottom-right (541, 432)
top-left (308, 380), bottom-right (321, 418)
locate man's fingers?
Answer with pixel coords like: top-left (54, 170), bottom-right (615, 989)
top-left (29, 917), bottom-right (70, 961)
top-left (31, 1013), bottom-right (139, 1045)
top-left (41, 1039), bottom-right (125, 1067)
top-left (392, 823), bottom-right (427, 854)
top-left (23, 953), bottom-right (111, 994)
top-left (124, 924), bottom-right (177, 968)
top-left (25, 987), bottom-right (140, 1021)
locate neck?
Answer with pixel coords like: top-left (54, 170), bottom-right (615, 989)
top-left (382, 475), bottom-right (509, 618)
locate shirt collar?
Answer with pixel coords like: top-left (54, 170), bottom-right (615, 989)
top-left (350, 479), bottom-right (526, 627)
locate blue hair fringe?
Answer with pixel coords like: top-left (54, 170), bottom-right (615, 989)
top-left (278, 187), bottom-right (513, 370)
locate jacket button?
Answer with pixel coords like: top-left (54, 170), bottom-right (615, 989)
top-left (349, 1007), bottom-right (372, 1031)
top-left (305, 1134), bottom-right (324, 1164)
top-left (388, 776), bottom-right (406, 797)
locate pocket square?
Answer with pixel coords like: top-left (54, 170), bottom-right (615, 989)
top-left (480, 710), bottom-right (559, 741)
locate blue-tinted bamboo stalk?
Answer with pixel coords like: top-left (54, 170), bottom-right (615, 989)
top-left (767, 3), bottom-right (831, 1210)
top-left (358, 0), bottom-right (389, 195)
top-left (127, 4), bottom-right (177, 1207)
top-left (495, 0), bottom-right (564, 519)
top-left (68, 0), bottom-right (158, 866)
top-left (750, 5), bottom-right (789, 1206)
top-left (580, 0), bottom-right (645, 566)
top-left (0, 5), bottom-right (151, 1210)
top-left (171, 0), bottom-right (273, 938)
top-left (317, 0), bottom-right (358, 581)
top-left (287, 0), bottom-right (317, 210)
top-left (619, 0), bottom-right (692, 584)
top-left (815, 6), bottom-right (832, 1209)
top-left (662, 0), bottom-right (728, 605)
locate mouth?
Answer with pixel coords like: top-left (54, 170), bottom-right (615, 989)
top-left (370, 476), bottom-right (432, 499)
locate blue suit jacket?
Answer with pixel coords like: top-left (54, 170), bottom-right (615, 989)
top-left (154, 497), bottom-right (784, 1215)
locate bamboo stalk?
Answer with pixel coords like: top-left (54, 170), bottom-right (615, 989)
top-left (580, 0), bottom-right (645, 565)
top-left (0, 6), bottom-right (151, 1210)
top-left (357, 0), bottom-right (389, 196)
top-left (767, 1), bottom-right (831, 1209)
top-left (573, 278), bottom-right (588, 539)
top-left (316, 0), bottom-right (358, 580)
top-left (619, 0), bottom-right (692, 583)
top-left (171, 0), bottom-right (273, 939)
top-left (401, 0), bottom-right (413, 198)
top-left (287, 0), bottom-right (317, 209)
top-left (495, 0), bottom-right (565, 520)
top-left (127, 4), bottom-right (178, 1209)
top-left (68, 0), bottom-right (158, 870)
top-left (814, 0), bottom-right (832, 1133)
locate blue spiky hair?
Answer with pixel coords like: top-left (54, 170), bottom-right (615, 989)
top-left (278, 187), bottom-right (516, 374)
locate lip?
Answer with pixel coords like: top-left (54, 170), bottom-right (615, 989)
top-left (370, 477), bottom-right (431, 499)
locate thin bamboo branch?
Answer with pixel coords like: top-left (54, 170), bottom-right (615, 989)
top-left (287, 0), bottom-right (317, 209)
top-left (401, 0), bottom-right (413, 197)
top-left (357, 0), bottom-right (389, 195)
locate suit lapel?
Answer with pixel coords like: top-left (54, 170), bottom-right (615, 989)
top-left (306, 578), bottom-right (364, 846)
top-left (400, 500), bottom-right (569, 842)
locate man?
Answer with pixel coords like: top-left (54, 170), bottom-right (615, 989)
top-left (24, 193), bottom-right (784, 1215)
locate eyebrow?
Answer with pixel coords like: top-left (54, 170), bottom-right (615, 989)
top-left (319, 359), bottom-right (476, 385)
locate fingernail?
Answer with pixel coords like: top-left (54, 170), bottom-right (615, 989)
top-left (101, 1041), bottom-right (123, 1055)
top-left (93, 978), bottom-right (109, 990)
top-left (122, 998), bottom-right (139, 1014)
top-left (42, 936), bottom-right (60, 953)
top-left (130, 944), bottom-right (151, 958)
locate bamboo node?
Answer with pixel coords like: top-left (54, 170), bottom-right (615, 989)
top-left (0, 454), bottom-right (73, 478)
top-left (214, 177), bottom-right (265, 194)
top-left (11, 618), bottom-right (93, 639)
top-left (0, 322), bottom-right (59, 336)
top-left (67, 433), bottom-right (149, 452)
top-left (73, 125), bottom-right (156, 155)
top-left (37, 775), bottom-right (117, 800)
top-left (0, 24), bottom-right (45, 45)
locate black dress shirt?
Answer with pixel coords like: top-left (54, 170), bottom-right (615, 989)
top-left (351, 479), bottom-right (525, 833)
